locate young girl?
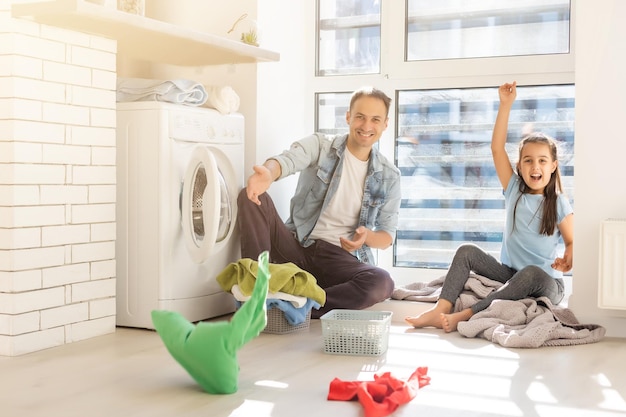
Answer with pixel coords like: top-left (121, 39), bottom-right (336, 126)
top-left (405, 81), bottom-right (574, 332)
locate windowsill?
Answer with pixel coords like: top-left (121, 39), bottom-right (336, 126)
top-left (11, 0), bottom-right (280, 66)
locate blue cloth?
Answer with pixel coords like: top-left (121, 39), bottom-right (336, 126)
top-left (271, 133), bottom-right (401, 265)
top-left (500, 175), bottom-right (573, 278)
top-left (267, 298), bottom-right (320, 325)
top-left (236, 298), bottom-right (320, 326)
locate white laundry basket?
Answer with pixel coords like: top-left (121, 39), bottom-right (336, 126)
top-left (320, 309), bottom-right (392, 356)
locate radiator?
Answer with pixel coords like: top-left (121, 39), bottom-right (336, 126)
top-left (598, 219), bottom-right (626, 310)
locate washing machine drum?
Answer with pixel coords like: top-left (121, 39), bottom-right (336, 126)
top-left (181, 146), bottom-right (233, 263)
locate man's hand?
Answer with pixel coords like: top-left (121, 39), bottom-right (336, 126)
top-left (246, 164), bottom-right (274, 205)
top-left (339, 226), bottom-right (368, 253)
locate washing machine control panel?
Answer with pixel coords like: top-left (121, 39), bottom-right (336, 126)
top-left (168, 108), bottom-right (244, 145)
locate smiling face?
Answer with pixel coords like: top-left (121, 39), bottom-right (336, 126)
top-left (517, 141), bottom-right (558, 194)
top-left (345, 95), bottom-right (389, 160)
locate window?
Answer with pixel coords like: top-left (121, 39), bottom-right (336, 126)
top-left (317, 0), bottom-right (381, 75)
top-left (406, 0), bottom-right (571, 61)
top-left (317, 92), bottom-right (352, 134)
top-left (396, 85), bottom-right (575, 268)
top-left (313, 1), bottom-right (575, 278)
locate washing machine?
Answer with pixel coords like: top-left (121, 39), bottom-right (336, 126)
top-left (116, 101), bottom-right (243, 329)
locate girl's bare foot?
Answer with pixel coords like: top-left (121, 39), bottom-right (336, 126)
top-left (405, 300), bottom-right (454, 328)
top-left (405, 309), bottom-right (444, 328)
top-left (440, 308), bottom-right (473, 333)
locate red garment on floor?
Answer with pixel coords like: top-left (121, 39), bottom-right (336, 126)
top-left (327, 367), bottom-right (430, 417)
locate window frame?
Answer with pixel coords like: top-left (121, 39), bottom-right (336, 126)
top-left (310, 0), bottom-right (576, 283)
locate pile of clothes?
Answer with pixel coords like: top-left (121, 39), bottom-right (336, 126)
top-left (216, 258), bottom-right (326, 327)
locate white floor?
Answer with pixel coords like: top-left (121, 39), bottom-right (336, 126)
top-left (1, 301), bottom-right (626, 417)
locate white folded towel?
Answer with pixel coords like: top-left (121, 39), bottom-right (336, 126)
top-left (116, 77), bottom-right (208, 106)
top-left (231, 284), bottom-right (308, 308)
top-left (205, 85), bottom-right (240, 114)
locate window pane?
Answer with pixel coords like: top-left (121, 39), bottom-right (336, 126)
top-left (406, 0), bottom-right (571, 61)
top-left (396, 85), bottom-right (575, 269)
top-left (318, 0), bottom-right (381, 76)
top-left (316, 92), bottom-right (351, 134)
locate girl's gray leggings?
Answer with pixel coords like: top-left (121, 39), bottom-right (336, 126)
top-left (440, 243), bottom-right (565, 314)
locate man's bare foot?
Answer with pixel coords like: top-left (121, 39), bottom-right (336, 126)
top-left (440, 308), bottom-right (473, 333)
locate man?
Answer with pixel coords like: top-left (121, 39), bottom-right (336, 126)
top-left (237, 86), bottom-right (401, 318)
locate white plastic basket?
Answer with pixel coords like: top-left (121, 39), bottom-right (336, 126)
top-left (262, 306), bottom-right (311, 334)
top-left (320, 309), bottom-right (392, 356)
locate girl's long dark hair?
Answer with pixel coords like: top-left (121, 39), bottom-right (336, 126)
top-left (513, 133), bottom-right (564, 236)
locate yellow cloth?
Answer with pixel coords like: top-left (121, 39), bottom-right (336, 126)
top-left (217, 258), bottom-right (326, 306)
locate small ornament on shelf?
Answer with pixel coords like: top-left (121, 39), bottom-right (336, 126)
top-left (117, 0), bottom-right (145, 16)
top-left (227, 13), bottom-right (260, 47)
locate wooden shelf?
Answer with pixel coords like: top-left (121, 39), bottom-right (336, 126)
top-left (11, 0), bottom-right (280, 66)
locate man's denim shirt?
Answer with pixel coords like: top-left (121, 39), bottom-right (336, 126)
top-left (272, 133), bottom-right (401, 265)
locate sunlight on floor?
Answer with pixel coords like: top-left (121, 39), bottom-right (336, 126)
top-left (595, 373), bottom-right (626, 411)
top-left (254, 380), bottom-right (289, 389)
top-left (383, 325), bottom-right (527, 416)
top-left (229, 323), bottom-right (625, 417)
top-left (229, 399), bottom-right (275, 417)
top-left (534, 404), bottom-right (626, 417)
top-left (371, 325), bottom-right (626, 417)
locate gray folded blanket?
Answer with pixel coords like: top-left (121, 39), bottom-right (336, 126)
top-left (393, 274), bottom-right (606, 348)
top-left (458, 297), bottom-right (606, 348)
top-left (392, 273), bottom-right (503, 312)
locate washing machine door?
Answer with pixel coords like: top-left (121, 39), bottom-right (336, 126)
top-left (181, 146), bottom-right (232, 263)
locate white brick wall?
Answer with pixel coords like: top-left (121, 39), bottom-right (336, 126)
top-left (0, 4), bottom-right (117, 356)
top-left (0, 270), bottom-right (42, 293)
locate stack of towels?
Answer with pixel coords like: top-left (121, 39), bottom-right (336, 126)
top-left (216, 258), bottom-right (326, 326)
top-left (116, 77), bottom-right (241, 114)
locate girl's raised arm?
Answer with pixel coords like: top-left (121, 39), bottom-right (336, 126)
top-left (491, 82), bottom-right (517, 189)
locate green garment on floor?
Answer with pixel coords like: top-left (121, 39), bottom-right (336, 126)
top-left (151, 251), bottom-right (270, 394)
